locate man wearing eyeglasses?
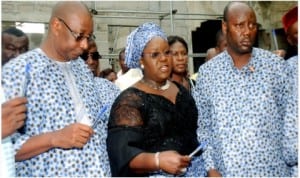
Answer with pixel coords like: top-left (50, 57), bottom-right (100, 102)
top-left (80, 40), bottom-right (102, 77)
top-left (2, 1), bottom-right (119, 177)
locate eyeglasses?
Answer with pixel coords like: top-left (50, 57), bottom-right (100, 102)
top-left (80, 51), bottom-right (102, 61)
top-left (142, 50), bottom-right (171, 60)
top-left (57, 17), bottom-right (96, 42)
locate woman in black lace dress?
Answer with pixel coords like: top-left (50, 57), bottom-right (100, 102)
top-left (106, 22), bottom-right (205, 177)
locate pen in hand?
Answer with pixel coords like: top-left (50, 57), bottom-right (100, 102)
top-left (180, 141), bottom-right (208, 174)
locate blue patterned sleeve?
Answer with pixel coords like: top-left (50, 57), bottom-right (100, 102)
top-left (192, 68), bottom-right (216, 173)
top-left (94, 78), bottom-right (121, 118)
top-left (2, 56), bottom-right (31, 154)
top-left (282, 56), bottom-right (298, 170)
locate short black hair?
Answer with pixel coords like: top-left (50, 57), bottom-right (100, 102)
top-left (2, 27), bottom-right (27, 37)
top-left (167, 35), bottom-right (188, 53)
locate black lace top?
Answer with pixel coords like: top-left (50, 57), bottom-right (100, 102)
top-left (107, 83), bottom-right (199, 176)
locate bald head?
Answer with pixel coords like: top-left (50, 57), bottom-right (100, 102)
top-left (51, 1), bottom-right (91, 20)
top-left (223, 2), bottom-right (254, 22)
top-left (41, 1), bottom-right (95, 62)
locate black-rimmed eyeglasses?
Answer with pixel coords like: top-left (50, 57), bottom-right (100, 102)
top-left (57, 17), bottom-right (95, 42)
top-left (80, 51), bottom-right (102, 61)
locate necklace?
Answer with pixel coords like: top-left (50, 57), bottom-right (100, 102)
top-left (140, 78), bottom-right (171, 91)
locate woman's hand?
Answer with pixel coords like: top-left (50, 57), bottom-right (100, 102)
top-left (159, 150), bottom-right (191, 175)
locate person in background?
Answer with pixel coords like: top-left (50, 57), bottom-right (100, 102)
top-left (282, 6), bottom-right (298, 58)
top-left (99, 68), bottom-right (117, 82)
top-left (114, 46), bottom-right (143, 91)
top-left (282, 6), bottom-right (298, 59)
top-left (80, 40), bottom-right (102, 77)
top-left (1, 26), bottom-right (29, 178)
top-left (273, 49), bottom-right (286, 58)
top-left (1, 91), bottom-right (27, 178)
top-left (2, 27), bottom-right (29, 65)
top-left (205, 29), bottom-right (227, 61)
top-left (2, 2), bottom-right (119, 176)
top-left (116, 48), bottom-right (129, 77)
top-left (168, 35), bottom-right (195, 92)
top-left (193, 1), bottom-right (293, 176)
top-left (281, 6), bottom-right (298, 177)
top-left (114, 47), bottom-right (144, 90)
top-left (107, 22), bottom-right (205, 177)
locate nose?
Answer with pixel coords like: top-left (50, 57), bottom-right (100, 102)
top-left (160, 53), bottom-right (169, 61)
top-left (80, 38), bottom-right (89, 50)
top-left (177, 54), bottom-right (186, 61)
top-left (86, 57), bottom-right (93, 64)
top-left (13, 50), bottom-right (21, 58)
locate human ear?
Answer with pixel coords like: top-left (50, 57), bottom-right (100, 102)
top-left (222, 20), bottom-right (227, 36)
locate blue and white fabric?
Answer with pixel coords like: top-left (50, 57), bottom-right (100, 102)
top-left (192, 48), bottom-right (294, 176)
top-left (125, 22), bottom-right (167, 68)
top-left (1, 48), bottom-right (120, 177)
top-left (283, 55), bottom-right (298, 177)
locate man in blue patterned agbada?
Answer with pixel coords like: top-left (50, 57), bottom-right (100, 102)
top-left (192, 1), bottom-right (295, 177)
top-left (1, 1), bottom-right (119, 177)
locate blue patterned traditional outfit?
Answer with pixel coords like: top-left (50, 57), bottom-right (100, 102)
top-left (1, 48), bottom-right (120, 177)
top-left (283, 55), bottom-right (298, 177)
top-left (107, 22), bottom-right (205, 177)
top-left (192, 48), bottom-right (293, 176)
top-left (0, 88), bottom-right (16, 177)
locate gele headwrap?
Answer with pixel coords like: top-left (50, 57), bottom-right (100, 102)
top-left (282, 6), bottom-right (298, 32)
top-left (125, 22), bottom-right (167, 68)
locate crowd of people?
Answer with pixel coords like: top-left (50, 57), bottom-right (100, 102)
top-left (1, 1), bottom-right (298, 177)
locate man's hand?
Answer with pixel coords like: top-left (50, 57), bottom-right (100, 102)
top-left (51, 123), bottom-right (94, 149)
top-left (2, 97), bottom-right (27, 138)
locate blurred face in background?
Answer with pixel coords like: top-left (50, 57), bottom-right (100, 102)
top-left (287, 21), bottom-right (298, 47)
top-left (169, 41), bottom-right (188, 75)
top-left (80, 41), bottom-right (101, 76)
top-left (2, 33), bottom-right (29, 65)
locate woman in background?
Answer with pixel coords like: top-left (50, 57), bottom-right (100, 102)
top-left (168, 35), bottom-right (195, 92)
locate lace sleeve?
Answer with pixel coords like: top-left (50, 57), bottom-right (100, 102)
top-left (108, 88), bottom-right (144, 127)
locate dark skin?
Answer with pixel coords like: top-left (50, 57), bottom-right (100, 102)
top-left (169, 41), bottom-right (191, 91)
top-left (15, 2), bottom-right (94, 161)
top-left (222, 2), bottom-right (258, 69)
top-left (2, 97), bottom-right (27, 139)
top-left (204, 2), bottom-right (258, 176)
top-left (130, 37), bottom-right (190, 175)
top-left (286, 21), bottom-right (298, 47)
top-left (2, 33), bottom-right (29, 65)
top-left (119, 50), bottom-right (129, 75)
top-left (84, 41), bottom-right (99, 76)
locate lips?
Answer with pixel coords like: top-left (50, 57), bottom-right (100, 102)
top-left (241, 39), bottom-right (251, 46)
top-left (159, 65), bottom-right (169, 72)
top-left (176, 64), bottom-right (186, 69)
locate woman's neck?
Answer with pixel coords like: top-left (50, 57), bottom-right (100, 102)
top-left (170, 73), bottom-right (185, 84)
top-left (170, 73), bottom-right (190, 91)
top-left (140, 77), bottom-right (170, 91)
